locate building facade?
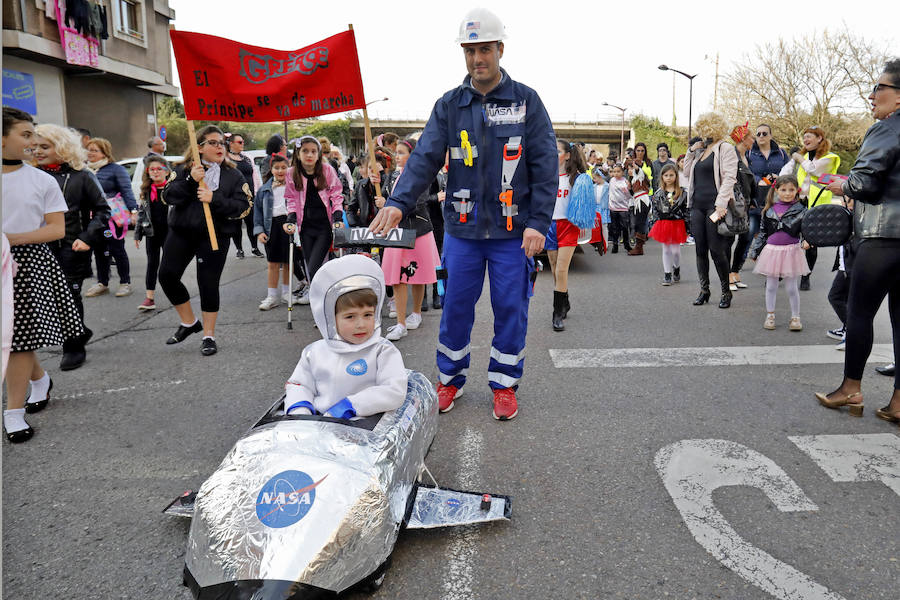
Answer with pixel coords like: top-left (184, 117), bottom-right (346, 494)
top-left (2, 0), bottom-right (177, 158)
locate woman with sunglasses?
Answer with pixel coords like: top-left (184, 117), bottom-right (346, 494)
top-left (134, 154), bottom-right (171, 311)
top-left (158, 125), bottom-right (252, 356)
top-left (747, 124), bottom-right (789, 252)
top-left (816, 58), bottom-right (900, 426)
top-left (225, 132), bottom-right (262, 259)
top-left (779, 125), bottom-right (841, 290)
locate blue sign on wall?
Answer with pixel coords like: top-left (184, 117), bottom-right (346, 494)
top-left (2, 69), bottom-right (37, 116)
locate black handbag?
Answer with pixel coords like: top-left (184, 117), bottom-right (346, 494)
top-left (801, 204), bottom-right (852, 247)
top-left (715, 144), bottom-right (750, 237)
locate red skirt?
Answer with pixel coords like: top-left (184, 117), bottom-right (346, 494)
top-left (649, 219), bottom-right (687, 245)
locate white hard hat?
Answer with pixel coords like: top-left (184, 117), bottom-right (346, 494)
top-left (455, 8), bottom-right (506, 44)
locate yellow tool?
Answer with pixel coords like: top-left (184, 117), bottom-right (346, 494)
top-left (460, 130), bottom-right (474, 167)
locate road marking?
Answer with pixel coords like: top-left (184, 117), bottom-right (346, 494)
top-left (655, 439), bottom-right (844, 600)
top-left (790, 434), bottom-right (900, 497)
top-left (53, 379), bottom-right (186, 400)
top-left (441, 426), bottom-right (483, 600)
top-left (550, 343), bottom-right (893, 368)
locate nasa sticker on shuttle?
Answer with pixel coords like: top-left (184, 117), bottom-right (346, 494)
top-left (256, 470), bottom-right (328, 528)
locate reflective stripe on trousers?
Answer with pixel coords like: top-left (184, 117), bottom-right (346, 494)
top-left (436, 235), bottom-right (533, 390)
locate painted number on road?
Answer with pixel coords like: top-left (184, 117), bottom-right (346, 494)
top-left (655, 435), bottom-right (900, 600)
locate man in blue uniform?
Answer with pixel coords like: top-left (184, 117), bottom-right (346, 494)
top-left (369, 8), bottom-right (557, 420)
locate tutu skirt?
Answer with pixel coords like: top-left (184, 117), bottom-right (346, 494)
top-left (648, 219), bottom-right (687, 245)
top-left (752, 243), bottom-right (810, 278)
top-left (382, 232), bottom-right (441, 285)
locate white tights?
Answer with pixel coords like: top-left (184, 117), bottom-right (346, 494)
top-left (765, 275), bottom-right (800, 317)
top-left (661, 243), bottom-right (681, 273)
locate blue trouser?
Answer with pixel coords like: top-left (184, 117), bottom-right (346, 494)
top-left (437, 235), bottom-right (534, 391)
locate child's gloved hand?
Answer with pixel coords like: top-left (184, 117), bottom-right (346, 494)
top-left (325, 398), bottom-right (357, 420)
top-left (285, 401), bottom-right (315, 415)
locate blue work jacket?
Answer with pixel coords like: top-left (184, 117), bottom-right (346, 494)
top-left (387, 69), bottom-right (557, 240)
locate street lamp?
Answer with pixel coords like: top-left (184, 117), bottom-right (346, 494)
top-left (659, 65), bottom-right (697, 142)
top-left (602, 101), bottom-right (626, 159)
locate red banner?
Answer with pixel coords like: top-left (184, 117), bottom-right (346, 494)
top-left (169, 29), bottom-right (366, 123)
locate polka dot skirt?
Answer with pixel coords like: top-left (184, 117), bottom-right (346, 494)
top-left (10, 244), bottom-right (84, 352)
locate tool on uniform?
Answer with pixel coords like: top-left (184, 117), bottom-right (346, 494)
top-left (452, 189), bottom-right (473, 223)
top-left (460, 130), bottom-right (474, 167)
top-left (499, 136), bottom-right (523, 231)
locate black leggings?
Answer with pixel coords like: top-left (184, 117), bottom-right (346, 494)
top-left (691, 207), bottom-right (730, 292)
top-left (144, 230), bottom-right (167, 291)
top-left (158, 227), bottom-right (230, 313)
top-left (300, 227), bottom-right (332, 283)
top-left (230, 207), bottom-right (258, 251)
top-left (843, 239), bottom-right (900, 388)
top-left (730, 229), bottom-right (752, 273)
top-left (828, 270), bottom-right (850, 326)
top-left (95, 232), bottom-right (130, 285)
top-left (608, 211), bottom-right (631, 248)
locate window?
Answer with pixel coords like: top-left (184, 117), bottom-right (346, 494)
top-left (111, 0), bottom-right (147, 47)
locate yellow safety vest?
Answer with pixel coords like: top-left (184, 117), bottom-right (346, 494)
top-left (797, 152), bottom-right (840, 207)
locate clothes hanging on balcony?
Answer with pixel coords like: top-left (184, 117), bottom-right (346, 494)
top-left (56, 0), bottom-right (100, 67)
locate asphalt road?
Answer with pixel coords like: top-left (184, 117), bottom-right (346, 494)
top-left (2, 237), bottom-right (897, 599)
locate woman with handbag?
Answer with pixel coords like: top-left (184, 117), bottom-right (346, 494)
top-left (32, 124), bottom-right (110, 371)
top-left (683, 112), bottom-right (739, 308)
top-left (779, 126), bottom-right (840, 290)
top-left (727, 123), bottom-right (758, 290)
top-left (84, 137), bottom-right (138, 298)
top-left (816, 58), bottom-right (900, 425)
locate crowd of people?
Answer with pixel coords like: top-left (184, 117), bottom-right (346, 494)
top-left (2, 9), bottom-right (898, 443)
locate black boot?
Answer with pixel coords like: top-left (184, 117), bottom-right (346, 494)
top-left (719, 280), bottom-right (733, 309)
top-left (611, 242), bottom-right (619, 254)
top-left (662, 272), bottom-right (672, 286)
top-left (552, 291), bottom-right (565, 331)
top-left (693, 274), bottom-right (711, 305)
top-left (673, 267), bottom-right (681, 283)
top-left (799, 274), bottom-right (810, 291)
top-left (432, 283), bottom-right (442, 309)
top-left (60, 326), bottom-right (92, 371)
top-left (562, 291), bottom-right (570, 319)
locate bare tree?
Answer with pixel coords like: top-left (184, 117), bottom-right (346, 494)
top-left (719, 29), bottom-right (888, 150)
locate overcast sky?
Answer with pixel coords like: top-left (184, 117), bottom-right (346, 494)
top-left (168, 0), bottom-right (897, 126)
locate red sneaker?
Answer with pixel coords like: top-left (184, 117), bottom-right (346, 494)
top-left (138, 297), bottom-right (156, 311)
top-left (436, 383), bottom-right (462, 413)
top-left (492, 388), bottom-right (519, 420)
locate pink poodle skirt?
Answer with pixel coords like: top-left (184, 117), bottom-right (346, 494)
top-left (752, 243), bottom-right (811, 278)
top-left (648, 219), bottom-right (687, 245)
top-left (382, 232), bottom-right (441, 285)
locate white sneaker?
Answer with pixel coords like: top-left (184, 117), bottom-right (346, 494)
top-left (406, 312), bottom-right (423, 330)
top-left (296, 289), bottom-right (311, 305)
top-left (385, 323), bottom-right (407, 341)
top-left (684, 236), bottom-right (695, 246)
top-left (835, 339), bottom-right (846, 351)
top-left (259, 296), bottom-right (281, 311)
top-left (388, 298), bottom-right (397, 318)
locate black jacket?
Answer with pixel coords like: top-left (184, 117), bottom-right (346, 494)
top-left (844, 108), bottom-right (900, 239)
top-left (650, 187), bottom-right (688, 221)
top-left (347, 170), bottom-right (433, 237)
top-left (162, 163), bottom-right (252, 237)
top-left (44, 164), bottom-right (110, 280)
top-left (748, 202), bottom-right (806, 259)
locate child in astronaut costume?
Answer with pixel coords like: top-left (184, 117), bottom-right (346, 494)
top-left (284, 254), bottom-right (407, 418)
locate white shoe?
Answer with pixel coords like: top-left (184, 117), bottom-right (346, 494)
top-left (385, 323), bottom-right (407, 341)
top-left (296, 289), bottom-right (311, 305)
top-left (388, 298), bottom-right (397, 318)
top-left (835, 339), bottom-right (846, 351)
top-left (259, 296), bottom-right (281, 311)
top-left (85, 283), bottom-right (109, 297)
top-left (406, 312), bottom-right (423, 330)
top-left (684, 236), bottom-right (695, 246)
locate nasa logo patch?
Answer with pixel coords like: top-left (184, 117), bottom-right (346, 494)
top-left (446, 498), bottom-right (461, 507)
top-left (255, 470), bottom-right (327, 528)
top-left (103, 229), bottom-right (113, 238)
top-left (346, 359), bottom-right (368, 376)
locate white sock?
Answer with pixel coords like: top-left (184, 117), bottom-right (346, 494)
top-left (4, 408), bottom-right (30, 433)
top-left (267, 287), bottom-right (279, 299)
top-left (281, 284), bottom-right (291, 296)
top-left (27, 372), bottom-right (51, 404)
top-left (181, 320), bottom-right (199, 328)
top-left (203, 335), bottom-right (215, 341)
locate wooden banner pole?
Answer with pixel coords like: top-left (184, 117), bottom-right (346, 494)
top-left (185, 119), bottom-right (219, 251)
top-left (348, 24), bottom-right (382, 198)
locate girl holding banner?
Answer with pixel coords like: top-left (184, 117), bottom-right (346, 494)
top-left (159, 125), bottom-right (252, 356)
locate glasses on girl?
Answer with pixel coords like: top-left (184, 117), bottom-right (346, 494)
top-left (201, 140), bottom-right (224, 148)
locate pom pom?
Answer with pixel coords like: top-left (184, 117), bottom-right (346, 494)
top-left (566, 173), bottom-right (597, 229)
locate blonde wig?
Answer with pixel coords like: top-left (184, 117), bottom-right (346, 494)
top-left (693, 112), bottom-right (730, 143)
top-left (34, 124), bottom-right (87, 170)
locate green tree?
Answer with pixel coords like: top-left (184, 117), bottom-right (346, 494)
top-left (630, 114), bottom-right (687, 158)
top-left (157, 96), bottom-right (185, 120)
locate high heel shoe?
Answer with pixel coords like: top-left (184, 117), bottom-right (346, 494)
top-left (693, 291), bottom-right (710, 305)
top-left (718, 291), bottom-right (732, 309)
top-left (815, 391), bottom-right (864, 417)
top-left (875, 406), bottom-right (900, 424)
